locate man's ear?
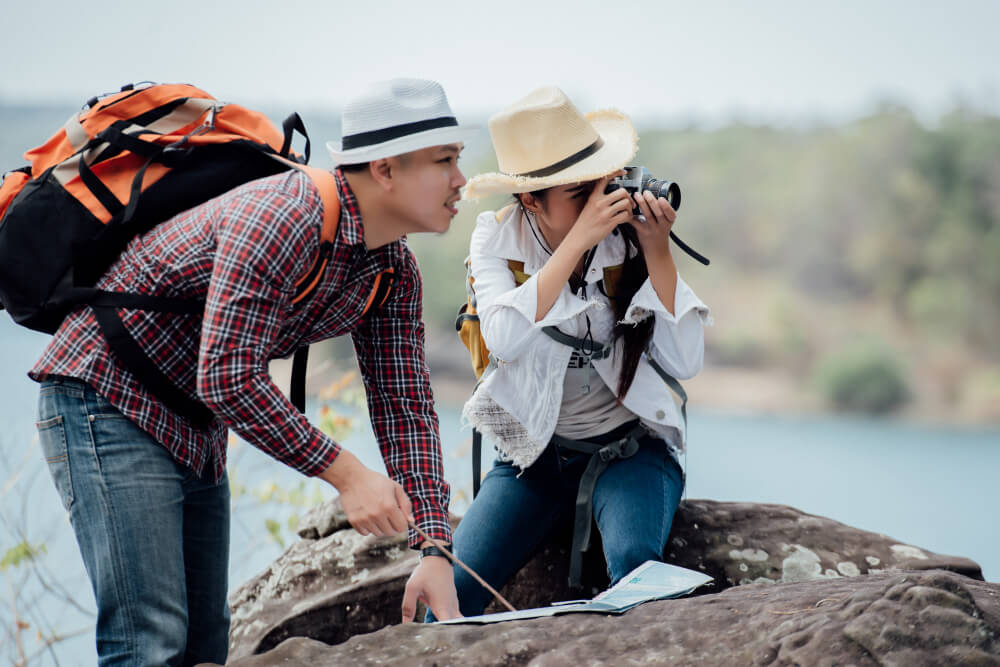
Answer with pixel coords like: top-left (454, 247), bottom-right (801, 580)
top-left (369, 158), bottom-right (394, 190)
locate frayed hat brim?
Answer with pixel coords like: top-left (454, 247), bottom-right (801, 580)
top-left (463, 109), bottom-right (637, 200)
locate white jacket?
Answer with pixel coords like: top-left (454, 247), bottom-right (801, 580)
top-left (462, 205), bottom-right (711, 469)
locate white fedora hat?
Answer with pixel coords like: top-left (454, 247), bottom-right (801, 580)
top-left (326, 78), bottom-right (477, 165)
top-left (464, 86), bottom-right (637, 199)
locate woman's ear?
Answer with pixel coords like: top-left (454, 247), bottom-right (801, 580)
top-left (518, 192), bottom-right (543, 215)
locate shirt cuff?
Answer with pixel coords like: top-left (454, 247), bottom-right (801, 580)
top-left (621, 275), bottom-right (712, 327)
top-left (300, 431), bottom-right (342, 478)
top-left (408, 497), bottom-right (453, 549)
top-left (491, 273), bottom-right (608, 329)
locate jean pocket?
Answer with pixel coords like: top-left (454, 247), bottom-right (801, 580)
top-left (36, 415), bottom-right (74, 511)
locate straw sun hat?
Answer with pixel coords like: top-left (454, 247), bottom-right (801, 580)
top-left (463, 86), bottom-right (637, 199)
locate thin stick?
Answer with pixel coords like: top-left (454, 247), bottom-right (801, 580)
top-left (409, 520), bottom-right (517, 613)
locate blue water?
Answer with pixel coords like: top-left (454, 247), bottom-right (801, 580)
top-left (1, 316), bottom-right (998, 664)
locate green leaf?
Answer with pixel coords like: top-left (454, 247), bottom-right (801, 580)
top-left (1, 541), bottom-right (47, 571)
top-left (265, 519), bottom-right (284, 549)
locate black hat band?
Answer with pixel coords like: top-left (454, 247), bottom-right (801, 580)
top-left (341, 116), bottom-right (458, 150)
top-left (515, 137), bottom-right (605, 178)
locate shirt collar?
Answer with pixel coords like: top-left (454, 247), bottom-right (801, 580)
top-left (494, 204), bottom-right (626, 275)
top-left (334, 168), bottom-right (407, 267)
top-left (334, 168), bottom-right (364, 247)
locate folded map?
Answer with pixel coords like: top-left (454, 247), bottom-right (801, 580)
top-left (438, 560), bottom-right (713, 625)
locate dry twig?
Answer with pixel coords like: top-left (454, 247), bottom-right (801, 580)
top-left (409, 521), bottom-right (517, 613)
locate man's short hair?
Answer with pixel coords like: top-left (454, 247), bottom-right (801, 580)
top-left (339, 162), bottom-right (370, 174)
top-left (338, 152), bottom-right (414, 175)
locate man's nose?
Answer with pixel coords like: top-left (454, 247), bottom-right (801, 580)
top-left (453, 165), bottom-right (467, 188)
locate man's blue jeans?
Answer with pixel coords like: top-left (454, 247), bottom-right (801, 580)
top-left (434, 423), bottom-right (684, 619)
top-left (36, 377), bottom-right (230, 666)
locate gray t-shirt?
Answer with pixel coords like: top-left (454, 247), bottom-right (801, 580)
top-left (555, 349), bottom-right (637, 440)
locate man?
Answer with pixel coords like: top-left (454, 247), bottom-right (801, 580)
top-left (30, 78), bottom-right (472, 665)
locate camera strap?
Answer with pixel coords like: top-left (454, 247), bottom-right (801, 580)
top-left (669, 231), bottom-right (710, 266)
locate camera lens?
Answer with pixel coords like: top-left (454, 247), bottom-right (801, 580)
top-left (644, 179), bottom-right (681, 211)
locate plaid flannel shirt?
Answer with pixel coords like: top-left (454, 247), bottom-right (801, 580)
top-left (30, 168), bottom-right (452, 547)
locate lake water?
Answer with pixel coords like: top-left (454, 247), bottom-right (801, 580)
top-left (1, 317), bottom-right (998, 664)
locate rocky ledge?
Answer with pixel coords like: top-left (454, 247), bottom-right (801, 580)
top-left (213, 499), bottom-right (995, 665)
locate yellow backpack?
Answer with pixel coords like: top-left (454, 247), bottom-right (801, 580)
top-left (455, 257), bottom-right (630, 379)
top-left (455, 203), bottom-right (626, 381)
top-left (455, 257), bottom-right (527, 379)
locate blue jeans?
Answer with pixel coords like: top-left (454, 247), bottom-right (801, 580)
top-left (432, 423), bottom-right (684, 619)
top-left (36, 377), bottom-right (230, 666)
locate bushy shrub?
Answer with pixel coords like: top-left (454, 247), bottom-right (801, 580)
top-left (813, 340), bottom-right (909, 415)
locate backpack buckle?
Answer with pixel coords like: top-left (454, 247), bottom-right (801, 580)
top-left (203, 104), bottom-right (219, 131)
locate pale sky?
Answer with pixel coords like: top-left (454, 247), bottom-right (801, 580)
top-left (3, 0), bottom-right (998, 127)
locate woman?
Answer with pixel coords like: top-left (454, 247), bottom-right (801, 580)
top-left (443, 86), bottom-right (710, 617)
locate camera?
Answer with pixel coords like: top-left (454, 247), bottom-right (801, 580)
top-left (604, 166), bottom-right (681, 213)
top-left (603, 166), bottom-right (709, 266)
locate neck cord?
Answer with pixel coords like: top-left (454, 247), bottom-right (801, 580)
top-left (521, 205), bottom-right (597, 298)
top-left (522, 205), bottom-right (553, 257)
top-left (521, 206), bottom-right (599, 362)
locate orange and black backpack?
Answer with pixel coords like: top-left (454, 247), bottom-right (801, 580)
top-left (0, 82), bottom-right (389, 425)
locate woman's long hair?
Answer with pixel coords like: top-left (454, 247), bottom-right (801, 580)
top-left (519, 188), bottom-right (653, 401)
top-left (610, 226), bottom-right (654, 400)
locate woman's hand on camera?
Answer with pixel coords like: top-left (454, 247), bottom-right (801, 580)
top-left (629, 190), bottom-right (677, 257)
top-left (630, 190), bottom-right (679, 314)
top-left (564, 172), bottom-right (633, 255)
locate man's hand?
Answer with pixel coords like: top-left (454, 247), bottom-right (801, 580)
top-left (318, 450), bottom-right (412, 536)
top-left (401, 555), bottom-right (461, 623)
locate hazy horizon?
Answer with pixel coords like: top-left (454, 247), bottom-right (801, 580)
top-left (2, 0), bottom-right (997, 130)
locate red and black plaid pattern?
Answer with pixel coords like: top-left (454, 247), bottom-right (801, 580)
top-left (30, 169), bottom-right (451, 546)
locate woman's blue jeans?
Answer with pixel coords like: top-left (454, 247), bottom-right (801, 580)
top-left (36, 377), bottom-right (230, 666)
top-left (432, 424), bottom-right (684, 620)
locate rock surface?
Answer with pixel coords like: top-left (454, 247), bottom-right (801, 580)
top-left (224, 498), bottom-right (983, 661)
top-left (217, 570), bottom-right (1000, 666)
top-left (667, 500), bottom-right (983, 588)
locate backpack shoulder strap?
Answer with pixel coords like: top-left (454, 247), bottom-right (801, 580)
top-left (266, 158), bottom-right (340, 244)
top-left (472, 428), bottom-right (484, 498)
top-left (296, 165), bottom-right (341, 244)
top-left (541, 326), bottom-right (613, 360)
top-left (362, 268), bottom-right (395, 315)
top-left (285, 165), bottom-right (342, 412)
top-left (289, 165), bottom-right (341, 306)
top-left (647, 355), bottom-right (688, 436)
